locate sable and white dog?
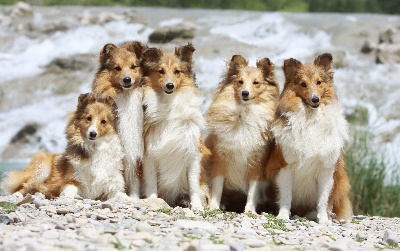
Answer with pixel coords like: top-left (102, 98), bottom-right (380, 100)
top-left (266, 53), bottom-right (352, 223)
top-left (140, 43), bottom-right (210, 210)
top-left (2, 94), bottom-right (128, 201)
top-left (206, 55), bottom-right (280, 213)
top-left (92, 41), bottom-right (148, 199)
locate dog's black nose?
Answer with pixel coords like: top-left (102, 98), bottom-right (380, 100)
top-left (311, 95), bottom-right (320, 104)
top-left (242, 90), bottom-right (249, 98)
top-left (89, 131), bottom-right (97, 139)
top-left (166, 83), bottom-right (174, 90)
top-left (123, 77), bottom-right (131, 84)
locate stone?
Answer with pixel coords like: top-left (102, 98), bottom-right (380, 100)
top-left (56, 208), bottom-right (70, 214)
top-left (88, 212), bottom-right (108, 220)
top-left (149, 23), bottom-right (195, 43)
top-left (361, 40), bottom-right (374, 54)
top-left (176, 219), bottom-right (218, 234)
top-left (16, 194), bottom-right (34, 206)
top-left (383, 230), bottom-right (399, 245)
top-left (0, 214), bottom-right (14, 224)
top-left (136, 222), bottom-right (153, 233)
top-left (353, 215), bottom-right (366, 220)
top-left (356, 232), bottom-right (367, 241)
top-left (100, 203), bottom-right (114, 211)
top-left (229, 241), bottom-right (245, 251)
top-left (141, 198), bottom-right (171, 211)
top-left (126, 231), bottom-right (153, 242)
top-left (245, 239), bottom-right (265, 248)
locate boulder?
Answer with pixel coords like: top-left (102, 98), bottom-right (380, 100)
top-left (149, 23), bottom-right (195, 43)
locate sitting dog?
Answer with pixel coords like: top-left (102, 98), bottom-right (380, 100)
top-left (266, 53), bottom-right (352, 223)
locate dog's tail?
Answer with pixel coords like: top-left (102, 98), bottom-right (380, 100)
top-left (1, 169), bottom-right (32, 195)
top-left (1, 152), bottom-right (54, 195)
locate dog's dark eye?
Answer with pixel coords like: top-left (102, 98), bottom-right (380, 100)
top-left (131, 65), bottom-right (136, 70)
top-left (300, 82), bottom-right (307, 88)
top-left (317, 80), bottom-right (322, 85)
top-left (159, 69), bottom-right (165, 74)
top-left (238, 80), bottom-right (243, 84)
top-left (115, 66), bottom-right (122, 71)
top-left (87, 116), bottom-right (92, 122)
top-left (253, 81), bottom-right (259, 85)
top-left (101, 119), bottom-right (107, 124)
top-left (174, 70), bottom-right (180, 75)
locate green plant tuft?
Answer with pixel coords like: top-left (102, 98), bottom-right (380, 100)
top-left (262, 214), bottom-right (289, 232)
top-left (0, 202), bottom-right (18, 214)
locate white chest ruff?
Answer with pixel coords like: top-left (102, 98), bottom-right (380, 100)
top-left (115, 89), bottom-right (144, 164)
top-left (210, 103), bottom-right (272, 193)
top-left (72, 135), bottom-right (125, 199)
top-left (273, 102), bottom-right (348, 167)
top-left (273, 102), bottom-right (348, 209)
top-left (144, 90), bottom-right (205, 200)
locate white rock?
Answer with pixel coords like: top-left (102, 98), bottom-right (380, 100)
top-left (176, 220), bottom-right (217, 234)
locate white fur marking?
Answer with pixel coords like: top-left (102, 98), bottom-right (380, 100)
top-left (276, 168), bottom-right (292, 220)
top-left (115, 88), bottom-right (144, 198)
top-left (244, 180), bottom-right (259, 213)
top-left (143, 87), bottom-right (205, 206)
top-left (210, 176), bottom-right (225, 209)
top-left (72, 134), bottom-right (125, 200)
top-left (60, 185), bottom-right (79, 199)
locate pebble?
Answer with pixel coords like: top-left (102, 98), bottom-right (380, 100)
top-left (244, 238), bottom-right (265, 248)
top-left (136, 222), bottom-right (153, 233)
top-left (383, 230), bottom-right (399, 245)
top-left (229, 241), bottom-right (244, 251)
top-left (0, 214), bottom-right (14, 224)
top-left (56, 208), bottom-right (70, 214)
top-left (0, 192), bottom-right (399, 251)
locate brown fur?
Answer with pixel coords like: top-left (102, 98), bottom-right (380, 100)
top-left (2, 94), bottom-right (119, 199)
top-left (265, 53), bottom-right (352, 220)
top-left (140, 43), bottom-right (210, 208)
top-left (206, 55), bottom-right (280, 213)
top-left (92, 41), bottom-right (148, 99)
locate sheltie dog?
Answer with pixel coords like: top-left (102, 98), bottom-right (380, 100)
top-left (140, 43), bottom-right (210, 210)
top-left (1, 93), bottom-right (129, 201)
top-left (206, 55), bottom-right (280, 213)
top-left (266, 53), bottom-right (352, 223)
top-left (92, 41), bottom-right (148, 199)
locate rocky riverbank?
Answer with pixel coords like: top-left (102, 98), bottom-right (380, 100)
top-left (0, 193), bottom-right (399, 251)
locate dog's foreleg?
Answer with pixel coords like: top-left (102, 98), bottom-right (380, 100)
top-left (188, 156), bottom-right (204, 211)
top-left (143, 156), bottom-right (158, 199)
top-left (244, 180), bottom-right (259, 213)
top-left (276, 168), bottom-right (292, 220)
top-left (209, 176), bottom-right (224, 210)
top-left (317, 167), bottom-right (335, 224)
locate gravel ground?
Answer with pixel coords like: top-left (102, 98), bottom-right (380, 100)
top-left (0, 193), bottom-right (399, 251)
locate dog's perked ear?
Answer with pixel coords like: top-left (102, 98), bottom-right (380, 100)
top-left (141, 48), bottom-right (163, 75)
top-left (100, 43), bottom-right (117, 64)
top-left (76, 93), bottom-right (95, 116)
top-left (175, 43), bottom-right (195, 71)
top-left (125, 41), bottom-right (149, 60)
top-left (103, 96), bottom-right (118, 117)
top-left (228, 55), bottom-right (248, 78)
top-left (282, 58), bottom-right (302, 86)
top-left (314, 53), bottom-right (334, 79)
top-left (256, 57), bottom-right (276, 84)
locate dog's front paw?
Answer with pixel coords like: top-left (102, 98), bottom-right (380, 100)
top-left (244, 204), bottom-right (256, 214)
top-left (110, 192), bottom-right (136, 203)
top-left (317, 213), bottom-right (332, 225)
top-left (60, 185), bottom-right (78, 199)
top-left (190, 196), bottom-right (204, 211)
top-left (208, 199), bottom-right (220, 210)
top-left (147, 194), bottom-right (158, 199)
top-left (277, 209), bottom-right (290, 220)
